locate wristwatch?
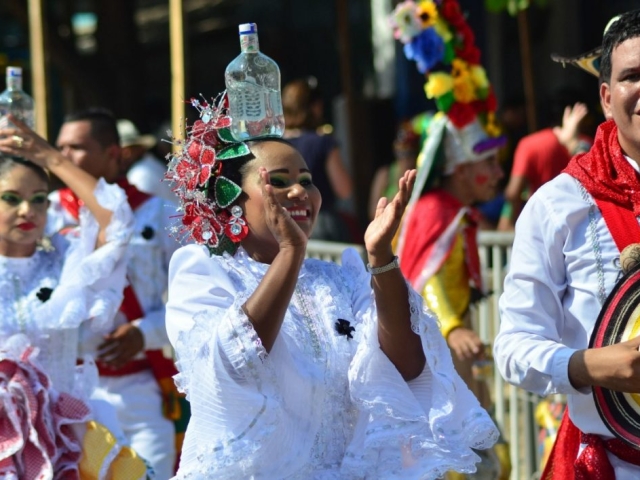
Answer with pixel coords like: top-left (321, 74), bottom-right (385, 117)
top-left (366, 255), bottom-right (400, 275)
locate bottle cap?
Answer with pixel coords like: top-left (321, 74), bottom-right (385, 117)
top-left (238, 23), bottom-right (257, 35)
top-left (7, 67), bottom-right (22, 77)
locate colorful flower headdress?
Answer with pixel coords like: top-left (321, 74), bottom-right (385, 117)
top-left (390, 0), bottom-right (507, 201)
top-left (390, 0), bottom-right (501, 136)
top-left (165, 92), bottom-right (252, 256)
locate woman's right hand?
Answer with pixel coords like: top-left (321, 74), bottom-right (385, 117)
top-left (259, 167), bottom-right (308, 251)
top-left (0, 115), bottom-right (64, 168)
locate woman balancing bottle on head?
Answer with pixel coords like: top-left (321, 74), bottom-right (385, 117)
top-left (164, 90), bottom-right (499, 478)
top-left (0, 116), bottom-right (147, 479)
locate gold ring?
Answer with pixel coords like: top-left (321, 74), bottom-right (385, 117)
top-left (11, 135), bottom-right (24, 148)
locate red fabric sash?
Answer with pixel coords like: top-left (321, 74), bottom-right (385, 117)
top-left (399, 189), bottom-right (482, 291)
top-left (542, 120), bottom-right (640, 479)
top-left (58, 178), bottom-right (151, 222)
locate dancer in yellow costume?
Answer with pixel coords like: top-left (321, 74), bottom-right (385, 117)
top-left (391, 1), bottom-right (511, 478)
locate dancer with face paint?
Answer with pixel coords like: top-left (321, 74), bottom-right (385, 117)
top-left (390, 1), bottom-right (509, 478)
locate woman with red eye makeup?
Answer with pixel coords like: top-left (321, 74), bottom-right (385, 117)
top-left (164, 87), bottom-right (498, 479)
top-left (0, 117), bottom-right (147, 478)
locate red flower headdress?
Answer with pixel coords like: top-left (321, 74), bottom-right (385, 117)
top-left (165, 92), bottom-right (251, 256)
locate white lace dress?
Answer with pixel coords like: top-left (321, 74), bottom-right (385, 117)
top-left (0, 179), bottom-right (134, 479)
top-left (166, 245), bottom-right (498, 480)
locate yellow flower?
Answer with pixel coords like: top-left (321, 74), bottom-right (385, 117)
top-left (451, 58), bottom-right (470, 79)
top-left (485, 112), bottom-right (502, 137)
top-left (453, 76), bottom-right (477, 103)
top-left (424, 72), bottom-right (453, 98)
top-left (433, 18), bottom-right (452, 42)
top-left (470, 65), bottom-right (489, 89)
top-left (416, 1), bottom-right (439, 29)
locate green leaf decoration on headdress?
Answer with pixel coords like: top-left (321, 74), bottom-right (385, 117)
top-left (215, 176), bottom-right (242, 208)
top-left (217, 142), bottom-right (250, 160)
top-left (217, 128), bottom-right (236, 143)
top-left (435, 91), bottom-right (455, 112)
top-left (443, 42), bottom-right (456, 64)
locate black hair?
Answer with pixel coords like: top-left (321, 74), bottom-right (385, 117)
top-left (63, 107), bottom-right (120, 148)
top-left (599, 9), bottom-right (640, 86)
top-left (0, 154), bottom-right (49, 186)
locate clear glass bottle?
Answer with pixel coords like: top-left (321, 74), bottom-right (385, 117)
top-left (0, 67), bottom-right (35, 129)
top-left (224, 23), bottom-right (284, 141)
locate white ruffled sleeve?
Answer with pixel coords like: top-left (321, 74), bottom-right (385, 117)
top-left (339, 248), bottom-right (499, 479)
top-left (166, 245), bottom-right (284, 478)
top-left (34, 178), bottom-right (133, 334)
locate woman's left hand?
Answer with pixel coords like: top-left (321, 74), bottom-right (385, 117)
top-left (0, 115), bottom-right (62, 168)
top-left (364, 169), bottom-right (416, 259)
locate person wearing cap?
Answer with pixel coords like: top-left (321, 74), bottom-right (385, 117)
top-left (494, 9), bottom-right (640, 478)
top-left (390, 2), bottom-right (510, 478)
top-left (46, 108), bottom-right (182, 479)
top-left (119, 118), bottom-right (179, 204)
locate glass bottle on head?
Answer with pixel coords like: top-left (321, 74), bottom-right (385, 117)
top-left (0, 67), bottom-right (35, 130)
top-left (224, 23), bottom-right (284, 141)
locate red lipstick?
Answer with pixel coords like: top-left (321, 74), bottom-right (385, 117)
top-left (17, 222), bottom-right (36, 231)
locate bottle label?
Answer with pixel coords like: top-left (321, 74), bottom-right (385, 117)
top-left (230, 82), bottom-right (265, 121)
top-left (240, 34), bottom-right (259, 53)
top-left (6, 76), bottom-right (22, 91)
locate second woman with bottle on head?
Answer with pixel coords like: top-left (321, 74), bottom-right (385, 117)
top-left (0, 116), bottom-right (148, 478)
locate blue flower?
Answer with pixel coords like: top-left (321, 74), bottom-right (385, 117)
top-left (404, 27), bottom-right (445, 74)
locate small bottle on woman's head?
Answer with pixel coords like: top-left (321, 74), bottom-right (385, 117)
top-left (224, 23), bottom-right (285, 141)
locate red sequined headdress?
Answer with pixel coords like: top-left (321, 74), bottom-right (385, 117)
top-left (165, 92), bottom-right (251, 256)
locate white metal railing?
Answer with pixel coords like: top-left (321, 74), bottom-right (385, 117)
top-left (307, 232), bottom-right (541, 480)
top-left (476, 231), bottom-right (542, 480)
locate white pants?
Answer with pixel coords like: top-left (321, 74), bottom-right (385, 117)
top-left (94, 369), bottom-right (176, 479)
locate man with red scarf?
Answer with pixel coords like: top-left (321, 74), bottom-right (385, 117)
top-left (46, 109), bottom-right (181, 479)
top-left (495, 9), bottom-right (640, 479)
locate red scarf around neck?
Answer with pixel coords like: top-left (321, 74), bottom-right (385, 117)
top-left (563, 119), bottom-right (640, 216)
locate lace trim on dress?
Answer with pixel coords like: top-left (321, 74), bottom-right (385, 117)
top-left (0, 335), bottom-right (91, 479)
top-left (343, 251), bottom-right (499, 478)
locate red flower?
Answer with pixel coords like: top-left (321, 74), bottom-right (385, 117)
top-left (456, 44), bottom-right (481, 64)
top-left (211, 116), bottom-right (231, 129)
top-left (486, 88), bottom-right (497, 112)
top-left (198, 146), bottom-right (216, 185)
top-left (187, 139), bottom-right (203, 161)
top-left (190, 120), bottom-right (219, 147)
top-left (448, 101), bottom-right (476, 128)
top-left (441, 0), bottom-right (464, 26)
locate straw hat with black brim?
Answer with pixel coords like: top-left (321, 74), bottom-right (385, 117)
top-left (550, 14), bottom-right (621, 77)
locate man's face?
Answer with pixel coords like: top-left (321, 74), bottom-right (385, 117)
top-left (56, 120), bottom-right (120, 181)
top-left (600, 36), bottom-right (640, 161)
